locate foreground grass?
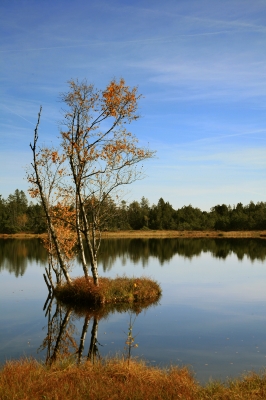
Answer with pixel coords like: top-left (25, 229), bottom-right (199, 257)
top-left (54, 276), bottom-right (162, 306)
top-left (1, 358), bottom-right (266, 400)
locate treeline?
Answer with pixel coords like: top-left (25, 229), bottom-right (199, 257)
top-left (0, 189), bottom-right (46, 234)
top-left (124, 198), bottom-right (266, 231)
top-left (0, 189), bottom-right (266, 234)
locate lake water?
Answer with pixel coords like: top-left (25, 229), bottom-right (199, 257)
top-left (1, 237), bottom-right (266, 383)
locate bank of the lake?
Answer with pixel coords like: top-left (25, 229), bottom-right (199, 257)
top-left (0, 230), bottom-right (266, 239)
top-left (1, 357), bottom-right (266, 400)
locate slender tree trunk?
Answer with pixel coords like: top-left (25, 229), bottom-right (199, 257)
top-left (79, 194), bottom-right (99, 285)
top-left (90, 257), bottom-right (99, 286)
top-left (30, 107), bottom-right (72, 285)
top-left (46, 221), bottom-right (72, 285)
top-left (75, 193), bottom-right (89, 278)
top-left (68, 134), bottom-right (90, 279)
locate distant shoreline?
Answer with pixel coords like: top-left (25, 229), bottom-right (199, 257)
top-left (0, 230), bottom-right (266, 239)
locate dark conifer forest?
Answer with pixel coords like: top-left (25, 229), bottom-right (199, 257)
top-left (0, 189), bottom-right (266, 234)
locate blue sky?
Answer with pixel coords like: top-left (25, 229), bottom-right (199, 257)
top-left (1, 0), bottom-right (265, 210)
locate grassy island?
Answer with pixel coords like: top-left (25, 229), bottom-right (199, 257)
top-left (54, 276), bottom-right (162, 306)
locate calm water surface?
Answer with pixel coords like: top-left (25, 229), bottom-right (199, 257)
top-left (0, 237), bottom-right (266, 383)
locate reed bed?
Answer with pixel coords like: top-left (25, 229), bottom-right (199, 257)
top-left (54, 275), bottom-right (162, 306)
top-left (1, 358), bottom-right (266, 400)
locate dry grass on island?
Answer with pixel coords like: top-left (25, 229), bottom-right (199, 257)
top-left (2, 357), bottom-right (266, 400)
top-left (54, 276), bottom-right (162, 306)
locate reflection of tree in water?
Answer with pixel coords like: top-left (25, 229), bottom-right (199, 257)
top-left (40, 296), bottom-right (158, 366)
top-left (95, 238), bottom-right (266, 271)
top-left (40, 298), bottom-right (78, 364)
top-left (0, 239), bottom-right (47, 277)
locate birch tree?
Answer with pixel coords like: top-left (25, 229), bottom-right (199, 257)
top-left (28, 78), bottom-right (155, 286)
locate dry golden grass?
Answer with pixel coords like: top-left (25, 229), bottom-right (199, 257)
top-left (54, 276), bottom-right (162, 307)
top-left (197, 371), bottom-right (266, 399)
top-left (101, 230), bottom-right (266, 239)
top-left (1, 358), bottom-right (266, 400)
top-left (1, 230), bottom-right (266, 239)
top-left (0, 233), bottom-right (47, 239)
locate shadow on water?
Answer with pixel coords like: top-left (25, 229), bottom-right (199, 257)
top-left (1, 237), bottom-right (266, 276)
top-left (40, 295), bottom-right (158, 366)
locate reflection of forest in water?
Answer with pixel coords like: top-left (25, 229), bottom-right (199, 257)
top-left (1, 238), bottom-right (266, 276)
top-left (97, 238), bottom-right (266, 271)
top-left (0, 239), bottom-right (47, 276)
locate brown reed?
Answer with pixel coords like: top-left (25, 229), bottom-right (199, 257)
top-left (1, 357), bottom-right (266, 400)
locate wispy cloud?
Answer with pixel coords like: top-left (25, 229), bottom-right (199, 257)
top-left (129, 55), bottom-right (266, 102)
top-left (0, 104), bottom-right (36, 126)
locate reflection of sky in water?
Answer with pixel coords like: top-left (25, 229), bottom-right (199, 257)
top-left (95, 252), bottom-right (266, 382)
top-left (1, 240), bottom-right (266, 383)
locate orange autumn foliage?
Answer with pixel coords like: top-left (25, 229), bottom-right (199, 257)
top-left (42, 203), bottom-right (77, 262)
